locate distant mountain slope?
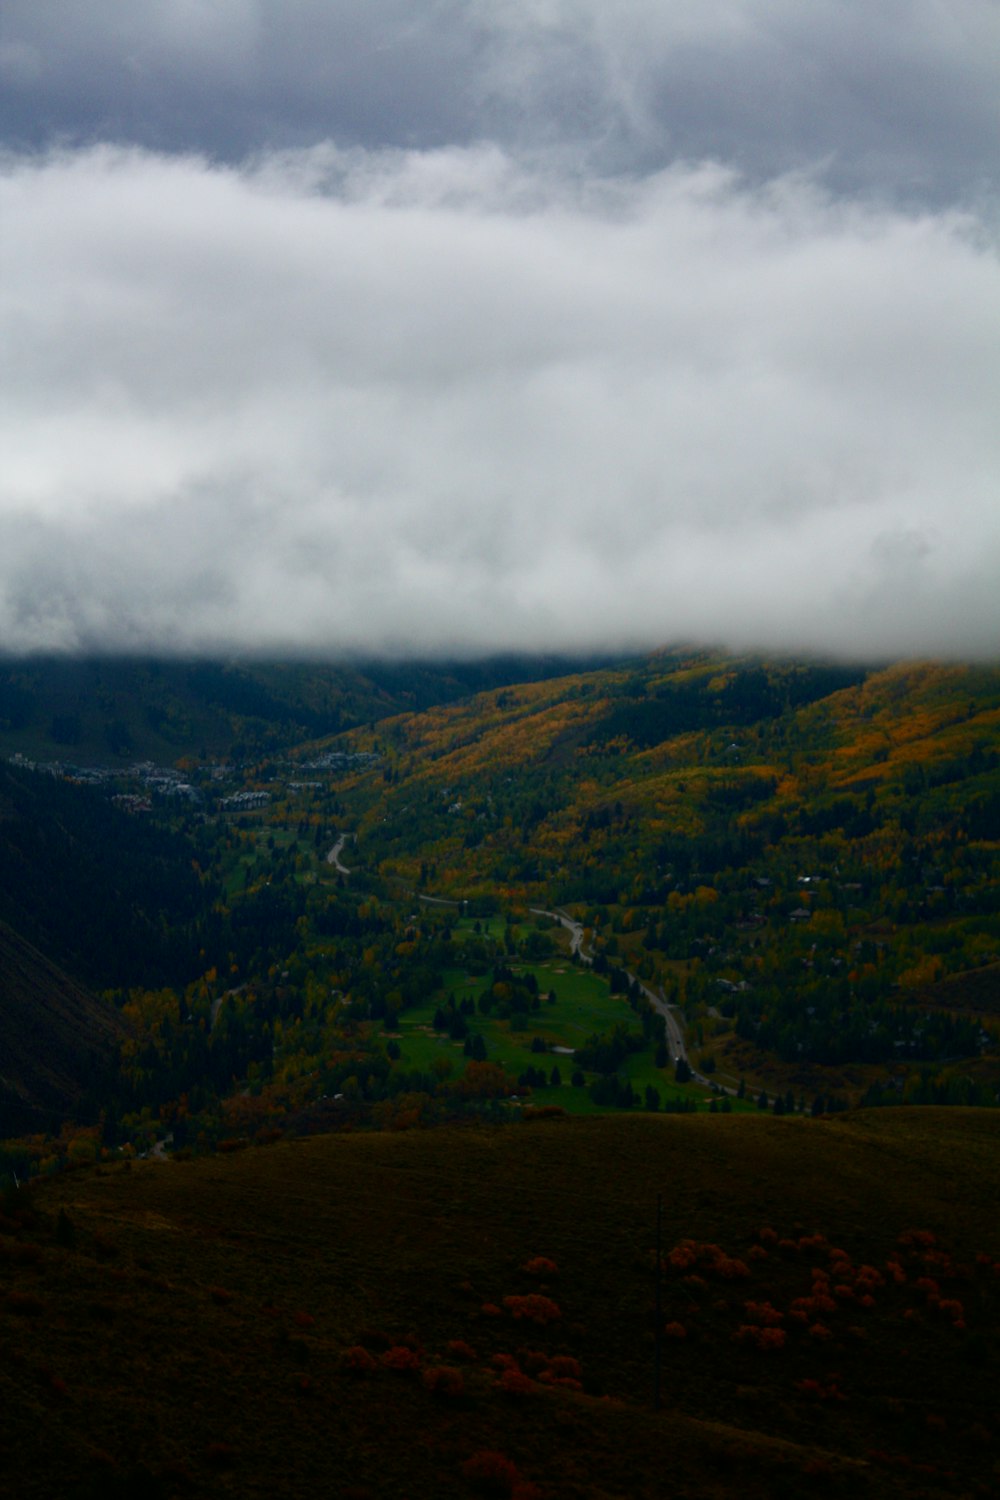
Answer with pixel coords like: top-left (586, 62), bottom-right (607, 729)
top-left (0, 920), bottom-right (124, 1135)
top-left (334, 654), bottom-right (1000, 897)
top-left (0, 654), bottom-right (614, 764)
top-left (0, 759), bottom-right (209, 989)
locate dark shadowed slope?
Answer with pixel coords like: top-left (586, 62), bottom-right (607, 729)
top-left (0, 920), bottom-right (124, 1135)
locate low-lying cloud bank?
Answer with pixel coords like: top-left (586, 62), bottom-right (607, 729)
top-left (2, 144), bottom-right (998, 660)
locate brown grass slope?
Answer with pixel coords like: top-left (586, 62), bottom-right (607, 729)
top-left (2, 1109), bottom-right (998, 1499)
top-left (0, 920), bottom-right (124, 1135)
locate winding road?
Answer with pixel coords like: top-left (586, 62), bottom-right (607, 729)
top-left (325, 834), bottom-right (353, 874)
top-left (333, 838), bottom-right (706, 1087)
top-left (530, 907), bottom-right (692, 1070)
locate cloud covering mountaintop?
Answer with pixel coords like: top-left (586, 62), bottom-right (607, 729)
top-left (2, 2), bottom-right (998, 660)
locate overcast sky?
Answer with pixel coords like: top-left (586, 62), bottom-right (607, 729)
top-left (2, 2), bottom-right (999, 661)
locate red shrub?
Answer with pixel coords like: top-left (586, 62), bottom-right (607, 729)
top-left (381, 1345), bottom-right (421, 1375)
top-left (502, 1294), bottom-right (561, 1325)
top-left (748, 1245), bottom-right (768, 1261)
top-left (204, 1443), bottom-right (236, 1468)
top-left (808, 1322), bottom-right (833, 1340)
top-left (758, 1227), bottom-right (778, 1245)
top-left (461, 1450), bottom-right (522, 1497)
top-left (547, 1355), bottom-right (582, 1381)
top-left (423, 1365), bottom-right (465, 1398)
top-left (292, 1310), bottom-right (316, 1328)
top-left (796, 1378), bottom-right (825, 1399)
top-left (480, 1302), bottom-right (502, 1318)
top-left (668, 1242), bottom-right (700, 1270)
top-left (208, 1286), bottom-right (233, 1305)
top-left (743, 1300), bottom-right (784, 1326)
top-left (899, 1229), bottom-right (936, 1249)
top-left (447, 1339), bottom-right (478, 1363)
top-left (521, 1256), bottom-right (558, 1277)
top-left (6, 1290), bottom-right (44, 1316)
top-left (664, 1321), bottom-right (688, 1340)
top-left (497, 1368), bottom-right (535, 1397)
top-left (734, 1324), bottom-right (786, 1351)
top-left (342, 1345), bottom-right (377, 1376)
top-left (518, 1349), bottom-right (549, 1374)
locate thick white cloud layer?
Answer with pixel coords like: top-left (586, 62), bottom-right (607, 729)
top-left (3, 143), bottom-right (998, 659)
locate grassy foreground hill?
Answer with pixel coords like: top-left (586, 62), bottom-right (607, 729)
top-left (2, 1109), bottom-right (998, 1498)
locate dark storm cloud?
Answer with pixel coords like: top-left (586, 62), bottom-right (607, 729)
top-left (1, 6), bottom-right (998, 660)
top-left (2, 2), bottom-right (998, 203)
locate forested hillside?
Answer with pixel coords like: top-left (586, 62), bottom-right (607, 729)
top-left (1, 651), bottom-right (998, 1176)
top-left (0, 655), bottom-right (604, 764)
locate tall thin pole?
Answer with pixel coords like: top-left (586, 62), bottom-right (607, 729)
top-left (654, 1192), bottom-right (663, 1410)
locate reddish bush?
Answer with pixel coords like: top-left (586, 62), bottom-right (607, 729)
top-left (664, 1321), bottom-right (687, 1340)
top-left (734, 1324), bottom-right (786, 1351)
top-left (758, 1227), bottom-right (779, 1245)
top-left (461, 1450), bottom-right (522, 1496)
top-left (447, 1339), bottom-right (478, 1362)
top-left (748, 1245), bottom-right (768, 1261)
top-left (292, 1310), bottom-right (316, 1329)
top-left (423, 1365), bottom-right (465, 1398)
top-left (381, 1345), bottom-right (421, 1375)
top-left (342, 1345), bottom-right (377, 1376)
top-left (796, 1377), bottom-right (825, 1399)
top-left (808, 1322), bottom-right (833, 1341)
top-left (6, 1290), bottom-right (44, 1316)
top-left (521, 1256), bottom-right (558, 1277)
top-left (502, 1294), bottom-right (561, 1325)
top-left (548, 1355), bottom-right (582, 1381)
top-left (208, 1286), bottom-right (233, 1305)
top-left (480, 1302), bottom-right (502, 1318)
top-left (518, 1349), bottom-right (549, 1374)
top-left (491, 1353), bottom-right (520, 1372)
top-left (204, 1443), bottom-right (236, 1468)
top-left (668, 1242), bottom-right (700, 1270)
top-left (497, 1368), bottom-right (536, 1397)
top-left (899, 1229), bottom-right (936, 1248)
top-left (743, 1300), bottom-right (784, 1326)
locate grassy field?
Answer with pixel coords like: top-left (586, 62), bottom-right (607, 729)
top-left (2, 1109), bottom-right (998, 1498)
top-left (387, 956), bottom-right (718, 1113)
